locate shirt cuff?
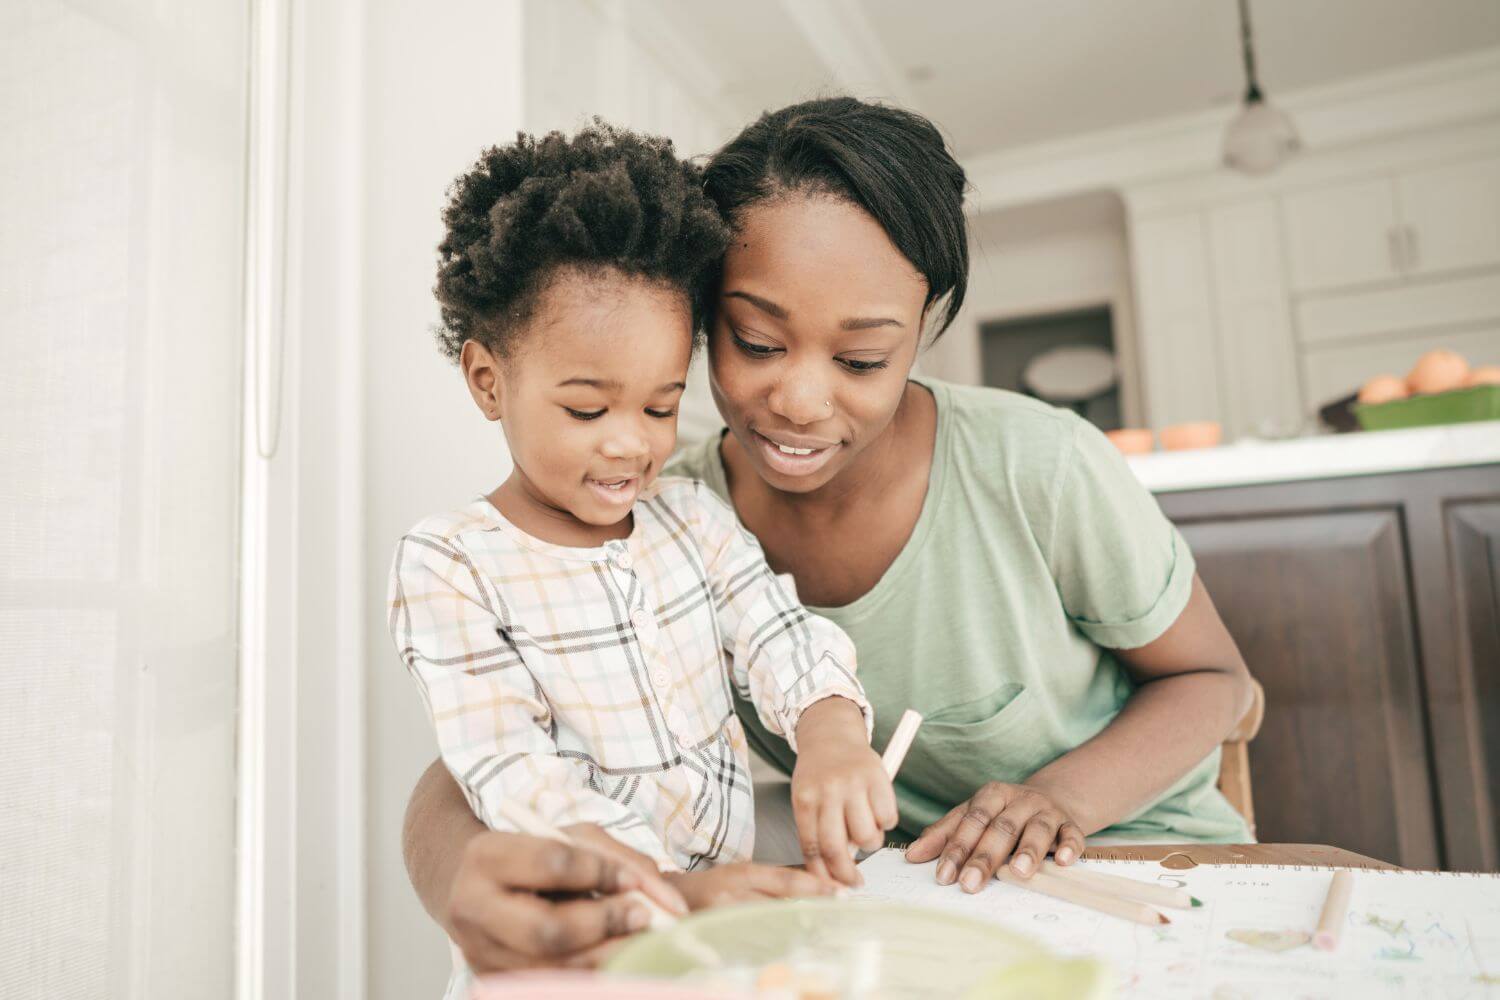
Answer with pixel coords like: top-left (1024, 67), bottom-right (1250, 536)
top-left (781, 678), bottom-right (874, 755)
top-left (1074, 526), bottom-right (1197, 650)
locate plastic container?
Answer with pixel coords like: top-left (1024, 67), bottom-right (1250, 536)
top-left (602, 899), bottom-right (1107, 999)
top-left (1353, 384), bottom-right (1500, 432)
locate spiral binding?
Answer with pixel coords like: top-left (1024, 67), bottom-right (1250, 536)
top-left (882, 845), bottom-right (1499, 878)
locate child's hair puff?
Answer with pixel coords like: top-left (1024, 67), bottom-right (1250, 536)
top-left (434, 120), bottom-right (731, 360)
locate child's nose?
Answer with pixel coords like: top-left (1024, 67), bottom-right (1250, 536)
top-left (600, 431), bottom-right (650, 461)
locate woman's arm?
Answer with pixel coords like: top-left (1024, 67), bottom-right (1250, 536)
top-left (1025, 574), bottom-right (1254, 833)
top-left (906, 575), bottom-right (1253, 890)
top-left (403, 758), bottom-right (487, 926)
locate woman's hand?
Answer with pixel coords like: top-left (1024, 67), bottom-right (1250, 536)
top-left (442, 830), bottom-right (686, 973)
top-left (903, 782), bottom-right (1086, 893)
top-left (790, 696), bottom-right (898, 887)
top-left (666, 862), bottom-right (841, 910)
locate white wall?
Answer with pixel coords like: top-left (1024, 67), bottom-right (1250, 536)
top-left (922, 190), bottom-right (1144, 427)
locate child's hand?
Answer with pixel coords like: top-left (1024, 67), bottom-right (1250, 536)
top-left (790, 696), bottom-right (898, 887)
top-left (665, 863), bottom-right (840, 910)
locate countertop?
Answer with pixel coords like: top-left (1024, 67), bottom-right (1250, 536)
top-left (1128, 420), bottom-right (1500, 493)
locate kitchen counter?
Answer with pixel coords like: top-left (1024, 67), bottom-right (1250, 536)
top-left (1127, 420), bottom-right (1500, 493)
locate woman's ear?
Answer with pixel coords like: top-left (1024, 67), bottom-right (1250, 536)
top-left (460, 339), bottom-right (505, 421)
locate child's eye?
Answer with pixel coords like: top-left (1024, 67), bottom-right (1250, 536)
top-left (731, 329), bottom-right (780, 358)
top-left (564, 407), bottom-right (605, 421)
top-left (646, 408), bottom-right (677, 419)
top-left (839, 357), bottom-right (890, 374)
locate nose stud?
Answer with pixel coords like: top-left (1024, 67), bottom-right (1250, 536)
top-left (824, 400), bottom-right (831, 409)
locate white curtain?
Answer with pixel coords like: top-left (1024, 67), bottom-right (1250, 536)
top-left (0, 1), bottom-right (247, 996)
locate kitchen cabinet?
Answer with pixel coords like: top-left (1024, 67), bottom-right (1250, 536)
top-left (1280, 177), bottom-right (1401, 293)
top-left (1129, 213), bottom-right (1224, 429)
top-left (1397, 156), bottom-right (1500, 278)
top-left (1280, 155), bottom-right (1500, 294)
top-left (1158, 463), bottom-right (1500, 871)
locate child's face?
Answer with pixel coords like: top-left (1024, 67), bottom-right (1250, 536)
top-left (467, 269), bottom-right (693, 531)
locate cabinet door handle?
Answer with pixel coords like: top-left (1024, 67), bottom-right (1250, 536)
top-left (1403, 224), bottom-right (1420, 272)
top-left (1387, 226), bottom-right (1403, 273)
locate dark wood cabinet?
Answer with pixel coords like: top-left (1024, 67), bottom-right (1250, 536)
top-left (1157, 464), bottom-right (1500, 872)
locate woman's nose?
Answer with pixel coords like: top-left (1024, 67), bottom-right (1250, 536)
top-left (766, 376), bottom-right (831, 427)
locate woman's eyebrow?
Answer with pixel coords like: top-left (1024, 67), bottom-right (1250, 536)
top-left (840, 316), bottom-right (905, 331)
top-left (726, 290), bottom-right (903, 331)
top-left (724, 289), bottom-right (787, 319)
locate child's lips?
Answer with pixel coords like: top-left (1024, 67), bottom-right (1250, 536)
top-left (585, 475), bottom-right (640, 505)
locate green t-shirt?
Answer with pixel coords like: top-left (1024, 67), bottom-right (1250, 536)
top-left (666, 377), bottom-right (1250, 843)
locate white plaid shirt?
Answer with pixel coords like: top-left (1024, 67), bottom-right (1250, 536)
top-left (388, 476), bottom-right (870, 872)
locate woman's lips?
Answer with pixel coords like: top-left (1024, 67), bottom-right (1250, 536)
top-left (753, 430), bottom-right (841, 477)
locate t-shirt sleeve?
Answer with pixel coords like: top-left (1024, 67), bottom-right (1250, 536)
top-left (1041, 416), bottom-right (1196, 649)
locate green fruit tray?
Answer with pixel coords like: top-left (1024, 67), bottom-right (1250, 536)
top-left (1353, 384), bottom-right (1500, 432)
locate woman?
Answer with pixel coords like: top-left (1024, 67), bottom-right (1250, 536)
top-left (405, 96), bottom-right (1254, 969)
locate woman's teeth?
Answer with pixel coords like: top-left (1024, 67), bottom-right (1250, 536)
top-left (776, 444), bottom-right (816, 456)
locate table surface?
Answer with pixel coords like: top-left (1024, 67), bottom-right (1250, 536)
top-left (1081, 842), bottom-right (1399, 870)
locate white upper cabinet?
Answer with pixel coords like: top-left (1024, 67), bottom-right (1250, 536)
top-left (1397, 156), bottom-right (1500, 278)
top-left (1130, 212), bottom-right (1224, 429)
top-left (1280, 155), bottom-right (1500, 294)
top-left (1207, 199), bottom-right (1304, 439)
top-left (1281, 177), bottom-right (1400, 293)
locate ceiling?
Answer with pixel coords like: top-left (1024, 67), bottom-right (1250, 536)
top-left (645, 0), bottom-right (1500, 157)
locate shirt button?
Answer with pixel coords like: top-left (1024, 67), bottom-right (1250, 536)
top-left (612, 548), bottom-right (633, 570)
top-left (652, 669), bottom-right (671, 689)
top-left (630, 607), bottom-right (651, 631)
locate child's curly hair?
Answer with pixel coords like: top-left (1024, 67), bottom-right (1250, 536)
top-left (433, 121), bottom-right (731, 361)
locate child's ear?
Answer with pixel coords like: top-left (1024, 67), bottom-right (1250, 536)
top-left (460, 339), bottom-right (505, 421)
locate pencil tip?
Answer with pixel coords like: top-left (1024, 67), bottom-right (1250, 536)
top-left (1191, 897), bottom-right (1203, 908)
top-left (1160, 914), bottom-right (1172, 924)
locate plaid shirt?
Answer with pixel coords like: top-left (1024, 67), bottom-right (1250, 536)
top-left (388, 477), bottom-right (870, 871)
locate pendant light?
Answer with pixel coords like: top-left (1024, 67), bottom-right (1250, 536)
top-left (1222, 0), bottom-right (1300, 175)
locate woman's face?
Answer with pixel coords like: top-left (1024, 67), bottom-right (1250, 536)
top-left (708, 194), bottom-right (930, 495)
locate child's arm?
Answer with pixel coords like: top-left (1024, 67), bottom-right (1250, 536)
top-left (389, 532), bottom-right (676, 871)
top-left (688, 484), bottom-right (896, 886)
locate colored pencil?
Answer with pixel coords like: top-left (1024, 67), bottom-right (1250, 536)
top-left (996, 867), bottom-right (1171, 926)
top-left (1314, 870), bottom-right (1354, 951)
top-left (1041, 860), bottom-right (1200, 910)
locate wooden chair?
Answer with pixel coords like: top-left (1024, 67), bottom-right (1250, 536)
top-left (1217, 678), bottom-right (1265, 837)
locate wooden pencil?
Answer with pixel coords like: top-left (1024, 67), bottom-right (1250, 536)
top-left (1040, 860), bottom-right (1199, 910)
top-left (494, 798), bottom-right (678, 930)
top-left (1314, 869), bottom-right (1354, 951)
top-left (880, 709), bottom-right (923, 778)
top-left (996, 867), bottom-right (1171, 926)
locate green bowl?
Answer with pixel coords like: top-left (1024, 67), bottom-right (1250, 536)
top-left (603, 898), bottom-right (1108, 999)
top-left (1353, 384), bottom-right (1500, 431)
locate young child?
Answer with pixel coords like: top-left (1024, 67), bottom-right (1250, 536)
top-left (388, 124), bottom-right (895, 940)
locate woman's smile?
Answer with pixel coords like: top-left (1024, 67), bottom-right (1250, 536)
top-left (753, 429), bottom-right (843, 477)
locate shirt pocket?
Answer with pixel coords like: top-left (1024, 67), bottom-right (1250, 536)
top-left (898, 684), bottom-right (1053, 808)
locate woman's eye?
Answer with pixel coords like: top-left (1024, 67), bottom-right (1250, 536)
top-left (646, 408), bottom-right (677, 419)
top-left (564, 407), bottom-right (605, 421)
top-left (731, 329), bottom-right (780, 357)
top-left (840, 357), bottom-right (890, 373)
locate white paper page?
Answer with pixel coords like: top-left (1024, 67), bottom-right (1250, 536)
top-left (853, 850), bottom-right (1500, 999)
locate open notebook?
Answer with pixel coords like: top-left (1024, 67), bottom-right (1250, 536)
top-left (853, 848), bottom-right (1500, 999)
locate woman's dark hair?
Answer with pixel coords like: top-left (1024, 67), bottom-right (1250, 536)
top-left (703, 97), bottom-right (969, 340)
top-left (434, 121), bottom-right (731, 360)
